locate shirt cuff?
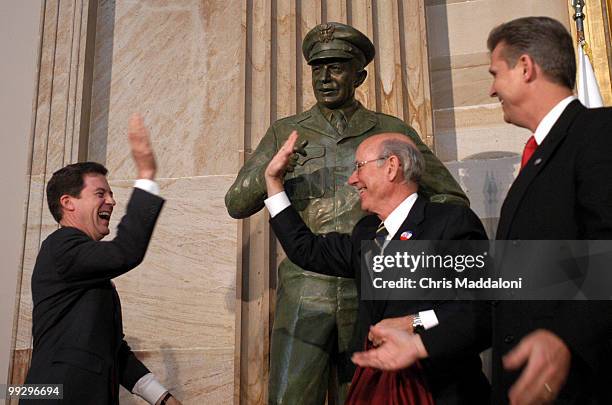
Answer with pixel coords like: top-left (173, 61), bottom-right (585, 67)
top-left (134, 179), bottom-right (160, 196)
top-left (419, 309), bottom-right (439, 330)
top-left (131, 373), bottom-right (168, 404)
top-left (264, 191), bottom-right (291, 218)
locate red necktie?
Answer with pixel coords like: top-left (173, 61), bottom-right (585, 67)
top-left (520, 136), bottom-right (537, 169)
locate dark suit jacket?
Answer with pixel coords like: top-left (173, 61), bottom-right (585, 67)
top-left (23, 188), bottom-right (164, 405)
top-left (494, 100), bottom-right (612, 404)
top-left (271, 195), bottom-right (491, 404)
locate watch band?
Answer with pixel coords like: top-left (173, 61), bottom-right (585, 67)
top-left (160, 392), bottom-right (172, 405)
top-left (412, 314), bottom-right (425, 333)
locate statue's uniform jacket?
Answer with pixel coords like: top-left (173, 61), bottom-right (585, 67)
top-left (226, 102), bottom-right (467, 233)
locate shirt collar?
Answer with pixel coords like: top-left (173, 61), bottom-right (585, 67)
top-left (533, 95), bottom-right (576, 145)
top-left (318, 100), bottom-right (360, 124)
top-left (383, 193), bottom-right (418, 239)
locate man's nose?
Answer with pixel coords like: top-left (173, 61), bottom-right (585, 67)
top-left (348, 169), bottom-right (358, 186)
top-left (321, 66), bottom-right (331, 81)
top-left (107, 195), bottom-right (116, 206)
top-left (489, 83), bottom-right (497, 98)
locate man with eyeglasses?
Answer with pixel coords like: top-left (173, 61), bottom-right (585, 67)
top-left (263, 131), bottom-right (491, 404)
top-left (225, 22), bottom-right (468, 405)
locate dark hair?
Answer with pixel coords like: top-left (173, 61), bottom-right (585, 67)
top-left (487, 16), bottom-right (576, 89)
top-left (46, 162), bottom-right (108, 223)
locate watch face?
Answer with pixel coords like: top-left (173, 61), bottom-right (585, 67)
top-left (413, 316), bottom-right (425, 333)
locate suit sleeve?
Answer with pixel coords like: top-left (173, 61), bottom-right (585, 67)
top-left (270, 205), bottom-right (355, 278)
top-left (225, 126), bottom-right (278, 219)
top-left (575, 115), bottom-right (612, 238)
top-left (419, 206), bottom-right (492, 358)
top-left (52, 188), bottom-right (164, 283)
top-left (117, 339), bottom-right (151, 391)
top-left (548, 117), bottom-right (612, 370)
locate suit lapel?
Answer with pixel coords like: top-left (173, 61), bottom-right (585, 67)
top-left (496, 100), bottom-right (584, 239)
top-left (372, 196), bottom-right (426, 322)
top-left (392, 195), bottom-right (426, 240)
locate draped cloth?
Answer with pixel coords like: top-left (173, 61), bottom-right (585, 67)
top-left (345, 341), bottom-right (434, 405)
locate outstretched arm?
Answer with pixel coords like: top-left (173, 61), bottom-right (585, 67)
top-left (54, 114), bottom-right (165, 283)
top-left (265, 132), bottom-right (354, 277)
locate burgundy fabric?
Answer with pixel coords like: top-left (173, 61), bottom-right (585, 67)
top-left (345, 342), bottom-right (434, 405)
top-left (520, 135), bottom-right (538, 169)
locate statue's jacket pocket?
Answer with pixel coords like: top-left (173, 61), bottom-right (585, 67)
top-left (285, 146), bottom-right (327, 200)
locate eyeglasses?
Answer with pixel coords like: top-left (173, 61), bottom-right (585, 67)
top-left (353, 156), bottom-right (389, 171)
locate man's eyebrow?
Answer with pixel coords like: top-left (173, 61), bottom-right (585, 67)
top-left (95, 187), bottom-right (111, 194)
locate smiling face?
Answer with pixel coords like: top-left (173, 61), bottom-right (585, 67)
top-left (488, 43), bottom-right (528, 127)
top-left (68, 174), bottom-right (116, 241)
top-left (348, 138), bottom-right (389, 216)
top-left (311, 58), bottom-right (366, 109)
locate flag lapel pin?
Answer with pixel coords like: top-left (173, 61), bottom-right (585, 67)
top-left (400, 231), bottom-right (413, 240)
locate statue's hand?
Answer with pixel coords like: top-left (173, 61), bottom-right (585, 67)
top-left (265, 131), bottom-right (300, 195)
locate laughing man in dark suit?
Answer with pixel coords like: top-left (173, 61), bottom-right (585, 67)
top-left (263, 131), bottom-right (491, 404)
top-left (23, 115), bottom-right (180, 405)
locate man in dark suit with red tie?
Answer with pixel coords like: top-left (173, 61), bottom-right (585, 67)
top-left (486, 17), bottom-right (612, 405)
top-left (23, 115), bottom-right (180, 405)
top-left (355, 16), bottom-right (612, 405)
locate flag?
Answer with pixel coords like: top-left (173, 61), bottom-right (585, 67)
top-left (577, 42), bottom-right (604, 108)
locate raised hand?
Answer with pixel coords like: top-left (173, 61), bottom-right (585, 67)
top-left (264, 131), bottom-right (305, 196)
top-left (128, 113), bottom-right (156, 180)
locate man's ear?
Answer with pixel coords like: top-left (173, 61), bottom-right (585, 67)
top-left (59, 194), bottom-right (76, 214)
top-left (387, 155), bottom-right (402, 182)
top-left (354, 69), bottom-right (367, 88)
top-left (518, 54), bottom-right (537, 82)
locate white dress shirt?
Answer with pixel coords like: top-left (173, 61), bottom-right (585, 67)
top-left (134, 178), bottom-right (160, 196)
top-left (533, 95), bottom-right (577, 146)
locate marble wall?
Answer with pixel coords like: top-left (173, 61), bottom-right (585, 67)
top-left (9, 0), bottom-right (586, 404)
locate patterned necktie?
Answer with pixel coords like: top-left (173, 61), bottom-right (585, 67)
top-left (331, 110), bottom-right (348, 134)
top-left (520, 135), bottom-right (538, 169)
top-left (374, 221), bottom-right (389, 250)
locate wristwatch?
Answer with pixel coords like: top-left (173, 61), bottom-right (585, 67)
top-left (412, 314), bottom-right (425, 333)
top-left (160, 392), bottom-right (173, 405)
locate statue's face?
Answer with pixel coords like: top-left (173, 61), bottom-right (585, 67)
top-left (311, 58), bottom-right (365, 109)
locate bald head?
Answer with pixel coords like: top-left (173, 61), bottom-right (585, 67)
top-left (358, 133), bottom-right (424, 184)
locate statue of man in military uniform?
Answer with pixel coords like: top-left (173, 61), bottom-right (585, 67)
top-left (225, 22), bottom-right (468, 405)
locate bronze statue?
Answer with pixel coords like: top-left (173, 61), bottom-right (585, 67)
top-left (226, 22), bottom-right (468, 405)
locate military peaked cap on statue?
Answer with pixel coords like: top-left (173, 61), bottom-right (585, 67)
top-left (302, 22), bottom-right (375, 67)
